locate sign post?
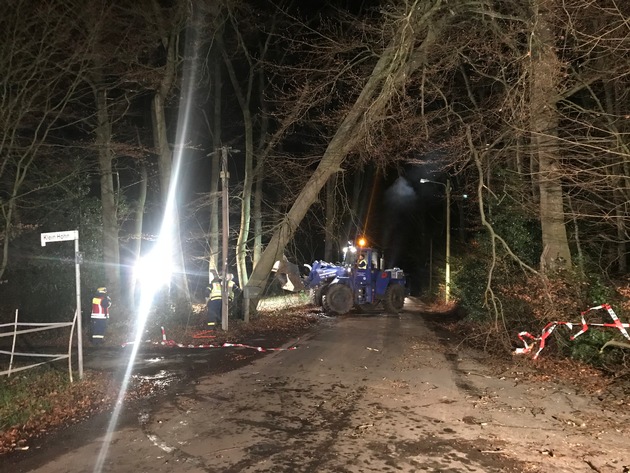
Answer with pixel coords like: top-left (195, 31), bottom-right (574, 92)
top-left (41, 230), bottom-right (83, 379)
top-left (220, 146), bottom-right (230, 331)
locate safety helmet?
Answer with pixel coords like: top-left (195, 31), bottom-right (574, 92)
top-left (97, 287), bottom-right (107, 294)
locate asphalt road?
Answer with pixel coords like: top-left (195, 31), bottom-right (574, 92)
top-left (3, 301), bottom-right (630, 472)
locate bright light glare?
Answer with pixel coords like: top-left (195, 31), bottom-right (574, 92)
top-left (134, 245), bottom-right (173, 291)
top-left (95, 193), bottom-right (177, 473)
top-left (358, 237), bottom-right (367, 247)
top-left (93, 8), bottom-right (200, 472)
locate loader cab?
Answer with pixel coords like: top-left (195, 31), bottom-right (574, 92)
top-left (343, 244), bottom-right (375, 268)
top-left (342, 241), bottom-right (381, 271)
top-left (343, 243), bottom-right (383, 299)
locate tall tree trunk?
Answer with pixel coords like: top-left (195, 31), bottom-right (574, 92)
top-left (253, 68), bottom-right (269, 269)
top-left (324, 175), bottom-right (337, 262)
top-left (604, 83), bottom-right (628, 274)
top-left (341, 170), bottom-right (364, 247)
top-left (0, 187), bottom-right (18, 281)
top-left (235, 108), bottom-right (254, 287)
top-left (530, 0), bottom-right (571, 270)
top-left (615, 194), bottom-right (627, 274)
top-left (208, 45), bottom-right (222, 277)
top-left (152, 77), bottom-right (191, 310)
top-left (253, 160), bottom-right (264, 267)
top-left (129, 159), bottom-right (148, 307)
top-left (221, 39), bottom-right (255, 288)
top-left (95, 87), bottom-right (121, 308)
top-left (152, 93), bottom-right (172, 204)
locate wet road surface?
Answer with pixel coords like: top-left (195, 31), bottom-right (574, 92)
top-left (3, 301), bottom-right (630, 472)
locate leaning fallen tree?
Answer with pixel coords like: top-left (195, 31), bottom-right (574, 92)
top-left (244, 0), bottom-right (448, 314)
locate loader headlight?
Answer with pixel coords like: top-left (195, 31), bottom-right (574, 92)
top-left (343, 245), bottom-right (357, 254)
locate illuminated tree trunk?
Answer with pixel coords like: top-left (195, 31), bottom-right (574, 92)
top-left (94, 86), bottom-right (121, 308)
top-left (221, 40), bottom-right (254, 288)
top-left (129, 160), bottom-right (147, 307)
top-left (253, 68), bottom-right (269, 268)
top-left (530, 0), bottom-right (572, 270)
top-left (151, 25), bottom-right (191, 310)
top-left (208, 45), bottom-right (222, 277)
top-left (324, 175), bottom-right (337, 262)
top-left (236, 108), bottom-right (254, 288)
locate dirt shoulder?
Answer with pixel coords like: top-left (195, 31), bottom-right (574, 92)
top-left (421, 307), bottom-right (630, 472)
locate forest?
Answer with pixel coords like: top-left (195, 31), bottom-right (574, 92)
top-left (1, 0), bottom-right (629, 362)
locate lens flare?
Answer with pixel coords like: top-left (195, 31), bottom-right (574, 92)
top-left (93, 11), bottom-right (200, 472)
top-left (133, 241), bottom-right (174, 291)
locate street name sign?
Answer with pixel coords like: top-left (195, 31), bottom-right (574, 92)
top-left (40, 230), bottom-right (79, 247)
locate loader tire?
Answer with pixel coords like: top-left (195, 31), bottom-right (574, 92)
top-left (322, 284), bottom-right (353, 315)
top-left (384, 284), bottom-right (405, 314)
top-left (310, 287), bottom-right (323, 306)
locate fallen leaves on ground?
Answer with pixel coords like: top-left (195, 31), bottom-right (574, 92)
top-left (0, 370), bottom-right (138, 455)
top-left (433, 317), bottom-right (624, 396)
top-left (0, 306), bottom-right (321, 456)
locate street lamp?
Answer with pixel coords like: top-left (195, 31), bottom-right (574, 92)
top-left (420, 178), bottom-right (451, 303)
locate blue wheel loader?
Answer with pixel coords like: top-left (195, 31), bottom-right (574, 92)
top-left (302, 242), bottom-right (407, 315)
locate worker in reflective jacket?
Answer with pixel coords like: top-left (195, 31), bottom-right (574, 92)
top-left (357, 253), bottom-right (368, 270)
top-left (205, 272), bottom-right (223, 329)
top-left (91, 287), bottom-right (111, 344)
top-left (226, 273), bottom-right (239, 301)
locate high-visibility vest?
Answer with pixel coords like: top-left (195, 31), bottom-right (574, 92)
top-left (358, 260), bottom-right (367, 269)
top-left (227, 280), bottom-right (236, 300)
top-left (209, 281), bottom-right (223, 301)
top-left (91, 296), bottom-right (110, 319)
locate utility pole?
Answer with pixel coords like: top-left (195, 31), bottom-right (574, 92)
top-left (445, 178), bottom-right (451, 303)
top-left (420, 178), bottom-right (451, 304)
top-left (220, 146), bottom-right (229, 331)
top-left (428, 238), bottom-right (433, 295)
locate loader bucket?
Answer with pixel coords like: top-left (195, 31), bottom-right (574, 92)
top-left (272, 258), bottom-right (305, 292)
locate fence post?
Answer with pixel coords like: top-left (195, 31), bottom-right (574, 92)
top-left (9, 309), bottom-right (18, 376)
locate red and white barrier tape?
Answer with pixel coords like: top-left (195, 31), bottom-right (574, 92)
top-left (515, 304), bottom-right (630, 359)
top-left (122, 326), bottom-right (297, 352)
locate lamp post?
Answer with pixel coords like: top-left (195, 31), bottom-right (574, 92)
top-left (420, 178), bottom-right (451, 303)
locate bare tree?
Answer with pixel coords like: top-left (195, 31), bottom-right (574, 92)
top-left (76, 1), bottom-right (169, 311)
top-left (219, 2), bottom-right (283, 288)
top-left (0, 0), bottom-right (94, 281)
top-left (145, 0), bottom-right (194, 310)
